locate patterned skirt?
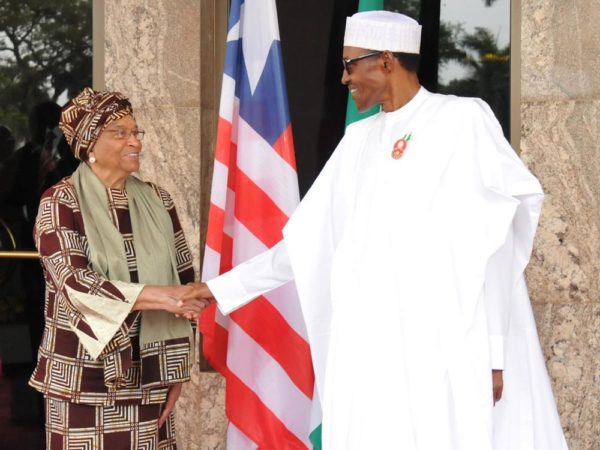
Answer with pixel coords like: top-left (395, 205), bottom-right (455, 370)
top-left (44, 397), bottom-right (177, 450)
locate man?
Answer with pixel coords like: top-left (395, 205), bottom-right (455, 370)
top-left (189, 11), bottom-right (568, 450)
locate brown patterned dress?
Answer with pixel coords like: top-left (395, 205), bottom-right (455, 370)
top-left (30, 177), bottom-right (195, 450)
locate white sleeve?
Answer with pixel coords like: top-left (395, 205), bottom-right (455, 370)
top-left (484, 226), bottom-right (515, 370)
top-left (206, 240), bottom-right (294, 315)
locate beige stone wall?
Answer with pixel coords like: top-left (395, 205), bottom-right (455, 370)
top-left (102, 1), bottom-right (227, 448)
top-left (521, 1), bottom-right (600, 449)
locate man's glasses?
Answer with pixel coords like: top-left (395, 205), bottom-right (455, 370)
top-left (342, 51), bottom-right (383, 74)
top-left (103, 128), bottom-right (146, 141)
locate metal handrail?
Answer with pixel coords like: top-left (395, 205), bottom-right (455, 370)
top-left (0, 217), bottom-right (16, 248)
top-left (0, 218), bottom-right (39, 259)
top-left (0, 250), bottom-right (40, 259)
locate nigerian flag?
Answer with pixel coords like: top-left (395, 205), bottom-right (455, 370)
top-left (311, 3), bottom-right (385, 447)
top-left (345, 0), bottom-right (385, 127)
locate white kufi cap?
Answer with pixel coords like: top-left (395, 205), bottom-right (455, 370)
top-left (344, 11), bottom-right (422, 54)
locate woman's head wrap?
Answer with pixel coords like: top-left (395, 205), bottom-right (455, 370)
top-left (59, 87), bottom-right (133, 160)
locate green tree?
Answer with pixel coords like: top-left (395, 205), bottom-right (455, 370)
top-left (383, 0), bottom-right (420, 19)
top-left (439, 27), bottom-right (510, 134)
top-left (0, 0), bottom-right (92, 141)
top-left (383, 0), bottom-right (510, 135)
top-left (384, 0), bottom-right (466, 69)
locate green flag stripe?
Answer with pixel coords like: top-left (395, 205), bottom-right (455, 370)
top-left (309, 424), bottom-right (322, 450)
top-left (345, 97), bottom-right (380, 127)
top-left (358, 0), bottom-right (384, 9)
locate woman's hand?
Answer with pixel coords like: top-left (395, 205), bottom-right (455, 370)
top-left (158, 382), bottom-right (183, 428)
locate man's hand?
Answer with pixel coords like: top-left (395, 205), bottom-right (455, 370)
top-left (492, 369), bottom-right (503, 405)
top-left (158, 382), bottom-right (183, 428)
top-left (174, 282), bottom-right (215, 320)
top-left (183, 282), bottom-right (215, 302)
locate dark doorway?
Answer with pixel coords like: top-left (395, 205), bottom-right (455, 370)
top-left (0, 1), bottom-right (92, 448)
top-left (277, 0), bottom-right (511, 195)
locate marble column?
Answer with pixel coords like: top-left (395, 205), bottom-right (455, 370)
top-left (521, 1), bottom-right (600, 449)
top-left (102, 1), bottom-right (227, 448)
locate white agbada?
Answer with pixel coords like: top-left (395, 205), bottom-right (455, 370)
top-left (208, 88), bottom-right (568, 450)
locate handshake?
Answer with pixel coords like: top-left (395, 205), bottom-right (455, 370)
top-left (175, 282), bottom-right (216, 320)
top-left (136, 282), bottom-right (216, 320)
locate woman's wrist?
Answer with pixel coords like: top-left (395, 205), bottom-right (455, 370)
top-left (133, 284), bottom-right (208, 317)
top-left (133, 285), bottom-right (178, 312)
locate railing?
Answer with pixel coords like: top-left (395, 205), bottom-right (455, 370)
top-left (0, 251), bottom-right (39, 259)
top-left (0, 218), bottom-right (39, 259)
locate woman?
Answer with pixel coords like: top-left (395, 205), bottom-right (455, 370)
top-left (29, 88), bottom-right (206, 449)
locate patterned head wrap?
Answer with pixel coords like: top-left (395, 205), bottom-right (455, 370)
top-left (59, 87), bottom-right (133, 160)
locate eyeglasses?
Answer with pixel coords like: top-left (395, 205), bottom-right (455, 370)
top-left (103, 128), bottom-right (146, 141)
top-left (342, 51), bottom-right (383, 74)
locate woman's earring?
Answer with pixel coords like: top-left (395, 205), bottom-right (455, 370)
top-left (88, 153), bottom-right (96, 164)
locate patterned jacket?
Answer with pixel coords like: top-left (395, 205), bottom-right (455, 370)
top-left (29, 177), bottom-right (195, 406)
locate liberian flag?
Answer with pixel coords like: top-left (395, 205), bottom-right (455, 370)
top-left (199, 0), bottom-right (318, 448)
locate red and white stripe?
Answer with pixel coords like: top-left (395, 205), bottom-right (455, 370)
top-left (200, 2), bottom-right (314, 448)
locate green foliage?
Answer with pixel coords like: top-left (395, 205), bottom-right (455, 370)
top-left (438, 22), bottom-right (466, 67)
top-left (0, 0), bottom-right (92, 142)
top-left (440, 27), bottom-right (510, 134)
top-left (382, 0), bottom-right (467, 70)
top-left (383, 0), bottom-right (510, 135)
top-left (384, 0), bottom-right (498, 17)
top-left (383, 0), bottom-right (420, 19)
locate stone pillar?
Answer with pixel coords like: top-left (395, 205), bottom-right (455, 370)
top-left (521, 1), bottom-right (600, 449)
top-left (102, 1), bottom-right (227, 448)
